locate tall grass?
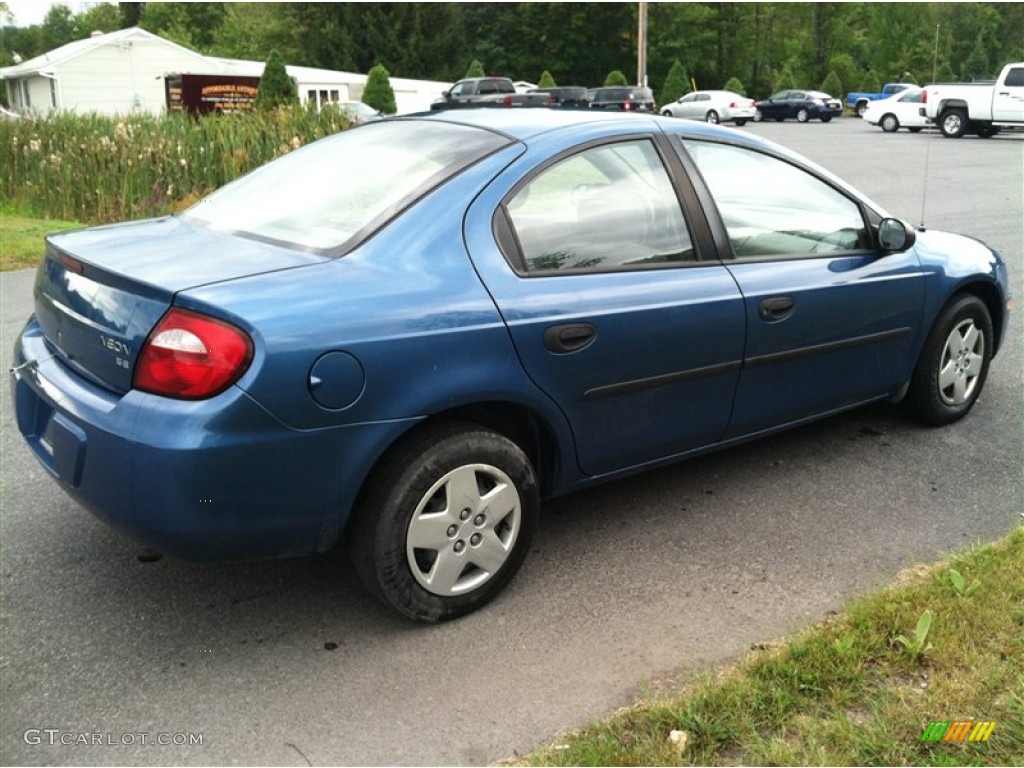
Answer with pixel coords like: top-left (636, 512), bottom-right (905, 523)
top-left (0, 106), bottom-right (354, 224)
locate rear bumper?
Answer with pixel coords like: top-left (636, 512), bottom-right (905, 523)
top-left (11, 317), bottom-right (410, 562)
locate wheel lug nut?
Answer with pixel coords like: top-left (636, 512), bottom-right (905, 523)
top-left (446, 525), bottom-right (458, 538)
top-left (460, 508), bottom-right (471, 521)
top-left (470, 533), bottom-right (482, 546)
top-left (474, 514), bottom-right (485, 526)
top-left (454, 540), bottom-right (465, 553)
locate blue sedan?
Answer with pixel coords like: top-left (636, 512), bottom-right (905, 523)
top-left (11, 109), bottom-right (1011, 621)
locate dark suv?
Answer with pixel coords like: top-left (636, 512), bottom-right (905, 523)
top-left (529, 86), bottom-right (590, 108)
top-left (588, 86), bottom-right (656, 112)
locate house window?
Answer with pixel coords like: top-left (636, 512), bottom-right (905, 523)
top-left (21, 80), bottom-right (31, 108)
top-left (329, 90), bottom-right (339, 102)
top-left (307, 89), bottom-right (317, 106)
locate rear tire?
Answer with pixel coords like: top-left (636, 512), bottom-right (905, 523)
top-left (733, 119), bottom-right (747, 126)
top-left (856, 101), bottom-right (868, 117)
top-left (881, 114), bottom-right (899, 132)
top-left (349, 422), bottom-right (539, 622)
top-left (904, 295), bottom-right (993, 426)
top-left (940, 108), bottom-right (968, 138)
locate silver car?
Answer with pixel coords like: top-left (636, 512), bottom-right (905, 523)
top-left (660, 90), bottom-right (756, 125)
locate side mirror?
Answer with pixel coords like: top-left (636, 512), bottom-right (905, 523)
top-left (441, 89), bottom-right (450, 98)
top-left (878, 217), bottom-right (916, 252)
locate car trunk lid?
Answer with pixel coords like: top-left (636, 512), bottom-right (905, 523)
top-left (34, 216), bottom-right (324, 394)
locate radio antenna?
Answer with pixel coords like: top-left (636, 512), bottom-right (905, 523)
top-left (920, 23), bottom-right (941, 229)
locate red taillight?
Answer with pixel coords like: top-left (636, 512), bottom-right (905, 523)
top-left (503, 95), bottom-right (512, 105)
top-left (922, 90), bottom-right (928, 103)
top-left (624, 99), bottom-right (633, 111)
top-left (134, 308), bottom-right (253, 399)
top-left (729, 102), bottom-right (738, 108)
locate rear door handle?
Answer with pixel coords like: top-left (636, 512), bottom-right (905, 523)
top-left (543, 323), bottom-right (596, 354)
top-left (759, 297), bottom-right (795, 322)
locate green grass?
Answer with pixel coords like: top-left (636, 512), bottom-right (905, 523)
top-left (1, 210), bottom-right (83, 271)
top-left (527, 527), bottom-right (1024, 766)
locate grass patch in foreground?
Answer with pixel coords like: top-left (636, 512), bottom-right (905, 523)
top-left (528, 527), bottom-right (1024, 766)
top-left (1, 212), bottom-right (83, 271)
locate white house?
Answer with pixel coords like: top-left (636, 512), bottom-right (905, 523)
top-left (1, 27), bottom-right (449, 116)
top-left (1, 27), bottom-right (211, 115)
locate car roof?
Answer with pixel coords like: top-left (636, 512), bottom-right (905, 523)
top-left (406, 107), bottom-right (658, 141)
top-left (398, 106), bottom-right (778, 148)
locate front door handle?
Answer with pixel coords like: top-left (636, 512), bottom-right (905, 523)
top-left (759, 297), bottom-right (795, 322)
top-left (543, 323), bottom-right (596, 354)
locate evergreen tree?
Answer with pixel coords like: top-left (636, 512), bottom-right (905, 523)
top-left (934, 62), bottom-right (956, 84)
top-left (363, 63), bottom-right (397, 114)
top-left (659, 59), bottom-right (689, 105)
top-left (828, 53), bottom-right (860, 99)
top-left (774, 64), bottom-right (798, 91)
top-left (256, 48), bottom-right (298, 110)
top-left (722, 76), bottom-right (746, 96)
top-left (119, 2), bottom-right (145, 28)
top-left (820, 70), bottom-right (843, 98)
top-left (465, 59), bottom-right (485, 77)
top-left (604, 69), bottom-right (629, 86)
top-left (858, 69), bottom-right (881, 93)
top-left (963, 34), bottom-right (990, 80)
top-left (537, 70), bottom-right (556, 88)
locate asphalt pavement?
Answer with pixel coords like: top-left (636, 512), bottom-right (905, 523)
top-left (1, 118), bottom-right (1021, 766)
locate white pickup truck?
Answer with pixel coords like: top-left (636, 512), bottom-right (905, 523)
top-left (923, 62), bottom-right (1024, 137)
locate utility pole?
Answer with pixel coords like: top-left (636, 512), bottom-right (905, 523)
top-left (637, 1), bottom-right (648, 88)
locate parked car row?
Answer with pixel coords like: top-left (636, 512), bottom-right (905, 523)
top-left (660, 89), bottom-right (844, 126)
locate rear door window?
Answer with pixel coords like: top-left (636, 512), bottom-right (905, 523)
top-left (503, 139), bottom-right (695, 273)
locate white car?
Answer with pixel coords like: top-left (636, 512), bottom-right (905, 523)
top-left (862, 87), bottom-right (928, 133)
top-left (661, 90), bottom-right (756, 126)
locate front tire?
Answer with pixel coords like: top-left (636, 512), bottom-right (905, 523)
top-left (905, 295), bottom-right (993, 426)
top-left (796, 108), bottom-right (809, 122)
top-left (753, 109), bottom-right (763, 122)
top-left (349, 423), bottom-right (539, 622)
top-left (881, 114), bottom-right (899, 132)
top-left (661, 109), bottom-right (673, 117)
top-left (706, 110), bottom-right (719, 124)
top-left (940, 108), bottom-right (968, 138)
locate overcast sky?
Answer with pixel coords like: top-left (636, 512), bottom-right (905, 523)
top-left (4, 1), bottom-right (97, 27)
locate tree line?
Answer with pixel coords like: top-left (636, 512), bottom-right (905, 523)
top-left (2, 2), bottom-right (1022, 101)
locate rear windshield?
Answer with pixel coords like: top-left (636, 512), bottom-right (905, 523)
top-left (184, 120), bottom-right (510, 253)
